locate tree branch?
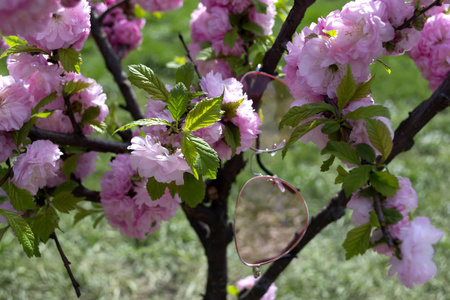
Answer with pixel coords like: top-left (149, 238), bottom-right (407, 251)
top-left (240, 72), bottom-right (450, 300)
top-left (28, 127), bottom-right (129, 153)
top-left (90, 8), bottom-right (144, 121)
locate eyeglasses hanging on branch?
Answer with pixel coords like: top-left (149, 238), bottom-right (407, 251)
top-left (234, 71), bottom-right (310, 278)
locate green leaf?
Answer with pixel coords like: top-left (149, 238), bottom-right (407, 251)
top-left (358, 186), bottom-right (375, 198)
top-left (344, 105), bottom-right (390, 121)
top-left (177, 173), bottom-right (205, 208)
top-left (342, 222), bottom-right (372, 260)
top-left (146, 177), bottom-right (168, 201)
top-left (62, 154), bottom-right (80, 179)
top-left (342, 165), bottom-right (372, 197)
top-left (0, 209), bottom-right (36, 257)
top-left (93, 214), bottom-right (104, 229)
top-left (184, 96), bottom-right (223, 133)
top-left (195, 47), bottom-right (215, 61)
top-left (168, 181), bottom-right (178, 198)
top-left (134, 3), bottom-right (146, 18)
top-left (376, 59), bottom-right (391, 74)
top-left (227, 285), bottom-right (240, 297)
top-left (12, 118), bottom-right (34, 148)
top-left (335, 165), bottom-right (349, 184)
top-left (6, 183), bottom-right (35, 211)
top-left (282, 119), bottom-right (329, 158)
top-left (321, 121), bottom-right (340, 135)
top-left (28, 206), bottom-right (59, 243)
top-left (365, 118), bottom-right (393, 163)
top-left (31, 92), bottom-right (58, 115)
top-left (87, 120), bottom-right (107, 133)
top-left (323, 29), bottom-right (337, 37)
top-left (81, 106), bottom-right (101, 124)
top-left (242, 22), bottom-right (265, 36)
top-left (382, 208), bottom-right (404, 225)
top-left (320, 155), bottom-right (335, 172)
top-left (52, 192), bottom-right (85, 214)
top-left (176, 62), bottom-right (195, 88)
top-left (336, 65), bottom-right (357, 113)
top-left (321, 141), bottom-right (361, 166)
top-left (0, 226), bottom-right (8, 243)
top-left (356, 143), bottom-right (376, 163)
top-left (369, 171), bottom-right (399, 197)
top-left (369, 211), bottom-right (380, 227)
top-left (251, 0), bottom-right (268, 14)
top-left (58, 48), bottom-right (82, 73)
top-left (64, 80), bottom-right (93, 96)
top-left (3, 36), bottom-right (27, 47)
top-left (168, 82), bottom-right (189, 122)
top-left (349, 78), bottom-right (373, 102)
top-left (279, 102), bottom-right (335, 129)
top-left (187, 91), bottom-right (207, 101)
top-left (223, 26), bottom-right (239, 49)
top-left (181, 133), bottom-right (219, 180)
top-left (128, 64), bottom-right (169, 101)
top-left (0, 195), bottom-right (8, 205)
top-left (113, 118), bottom-right (172, 134)
top-left (0, 44), bottom-right (47, 59)
top-left (54, 180), bottom-right (78, 195)
top-left (223, 122), bottom-right (241, 156)
top-left (31, 111), bottom-right (53, 119)
top-left (222, 99), bottom-right (243, 120)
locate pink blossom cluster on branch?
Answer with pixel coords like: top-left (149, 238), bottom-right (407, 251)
top-left (237, 275), bottom-right (277, 300)
top-left (347, 177), bottom-right (444, 288)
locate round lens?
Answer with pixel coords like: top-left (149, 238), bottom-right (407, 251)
top-left (234, 176), bottom-right (309, 266)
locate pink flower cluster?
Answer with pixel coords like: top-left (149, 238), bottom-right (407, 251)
top-left (236, 275), bottom-right (277, 300)
top-left (21, 0), bottom-right (90, 51)
top-left (12, 140), bottom-right (63, 195)
top-left (347, 177), bottom-right (444, 288)
top-left (189, 0), bottom-right (276, 77)
top-left (408, 7), bottom-right (450, 91)
top-left (132, 0), bottom-right (184, 12)
top-left (94, 0), bottom-right (145, 59)
top-left (100, 154), bottom-right (181, 238)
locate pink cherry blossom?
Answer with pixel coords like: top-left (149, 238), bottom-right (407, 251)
top-left (0, 190), bottom-right (19, 224)
top-left (384, 177), bottom-right (417, 215)
top-left (0, 76), bottom-right (33, 132)
top-left (133, 0), bottom-right (184, 12)
top-left (347, 192), bottom-right (373, 226)
top-left (190, 4), bottom-right (211, 43)
top-left (73, 151), bottom-right (98, 181)
top-left (60, 0), bottom-right (82, 8)
top-left (0, 0), bottom-right (59, 36)
top-left (248, 0), bottom-right (277, 36)
top-left (141, 99), bottom-right (174, 145)
top-left (22, 0), bottom-right (91, 51)
top-left (388, 217), bottom-right (444, 289)
top-left (237, 275), bottom-right (277, 300)
top-left (12, 140), bottom-right (63, 195)
top-left (128, 135), bottom-right (191, 185)
top-left (188, 43), bottom-right (233, 78)
top-left (0, 131), bottom-right (16, 163)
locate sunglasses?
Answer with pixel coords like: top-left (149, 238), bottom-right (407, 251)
top-left (234, 71), bottom-right (310, 277)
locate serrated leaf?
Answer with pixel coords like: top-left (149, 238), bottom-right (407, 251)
top-left (64, 80), bottom-right (93, 96)
top-left (88, 120), bottom-right (107, 133)
top-left (344, 105), bottom-right (390, 121)
top-left (0, 45), bottom-right (47, 59)
top-left (6, 183), bottom-right (35, 211)
top-left (113, 118), bottom-right (172, 134)
top-left (81, 106), bottom-right (100, 124)
top-left (93, 214), bottom-right (104, 228)
top-left (28, 206), bottom-right (59, 243)
top-left (222, 99), bottom-right (243, 120)
top-left (0, 209), bottom-right (36, 257)
top-left (12, 119), bottom-right (34, 148)
top-left (337, 65), bottom-right (356, 113)
top-left (242, 22), bottom-right (265, 36)
top-left (335, 165), bottom-right (349, 184)
top-left (365, 118), bottom-right (393, 163)
top-left (195, 47), bottom-right (214, 61)
top-left (52, 192), bottom-right (85, 214)
top-left (31, 92), bottom-right (58, 115)
top-left (382, 208), bottom-right (404, 225)
top-left (181, 133), bottom-right (219, 180)
top-left (321, 141), bottom-right (361, 166)
top-left (0, 226), bottom-right (8, 243)
top-left (349, 77), bottom-right (373, 102)
top-left (3, 36), bottom-right (27, 47)
top-left (187, 91), bottom-right (207, 101)
top-left (369, 171), bottom-right (399, 197)
top-left (176, 62), bottom-right (195, 88)
top-left (342, 222), bottom-right (372, 260)
top-left (369, 211), bottom-right (380, 227)
top-left (356, 143), bottom-right (376, 163)
top-left (321, 121), bottom-right (340, 135)
top-left (279, 103), bottom-right (335, 129)
top-left (54, 180), bottom-right (78, 195)
top-left (0, 195), bottom-right (8, 205)
top-left (58, 48), bottom-right (82, 73)
top-left (73, 207), bottom-right (93, 226)
top-left (128, 64), bottom-right (169, 101)
top-left (168, 83), bottom-right (189, 122)
top-left (358, 186), bottom-right (375, 198)
top-left (168, 181), bottom-right (178, 198)
top-left (251, 0), bottom-right (268, 14)
top-left (146, 177), bottom-right (168, 201)
top-left (320, 155), bottom-right (335, 172)
top-left (282, 119), bottom-right (329, 158)
top-left (62, 154), bottom-right (80, 179)
top-left (178, 173), bottom-right (205, 208)
top-left (184, 96), bottom-right (223, 133)
top-left (223, 26), bottom-right (239, 49)
top-left (342, 165), bottom-right (372, 197)
top-left (223, 122), bottom-right (241, 156)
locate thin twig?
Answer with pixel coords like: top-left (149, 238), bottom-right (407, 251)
top-left (395, 0), bottom-right (441, 31)
top-left (372, 190), bottom-right (394, 247)
top-left (50, 232), bottom-right (81, 298)
top-left (0, 167), bottom-right (11, 187)
top-left (178, 33), bottom-right (202, 79)
top-left (98, 0), bottom-right (128, 23)
top-left (63, 94), bottom-right (82, 135)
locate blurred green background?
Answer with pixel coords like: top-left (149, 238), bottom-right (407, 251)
top-left (0, 0), bottom-right (449, 299)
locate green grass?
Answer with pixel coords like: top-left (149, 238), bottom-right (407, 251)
top-left (1, 1), bottom-right (450, 299)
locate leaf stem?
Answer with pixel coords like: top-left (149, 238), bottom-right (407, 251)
top-left (372, 190), bottom-right (395, 248)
